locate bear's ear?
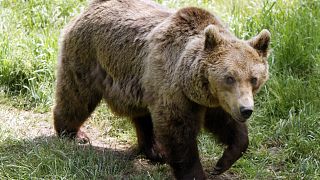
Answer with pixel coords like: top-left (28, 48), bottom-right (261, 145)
top-left (204, 24), bottom-right (222, 50)
top-left (248, 29), bottom-right (271, 57)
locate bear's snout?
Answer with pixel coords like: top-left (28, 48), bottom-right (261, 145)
top-left (240, 106), bottom-right (253, 119)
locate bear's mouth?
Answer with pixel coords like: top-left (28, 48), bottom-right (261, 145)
top-left (236, 117), bottom-right (248, 123)
top-left (230, 111), bottom-right (249, 123)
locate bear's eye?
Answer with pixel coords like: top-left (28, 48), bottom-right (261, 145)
top-left (225, 76), bottom-right (235, 85)
top-left (251, 77), bottom-right (258, 86)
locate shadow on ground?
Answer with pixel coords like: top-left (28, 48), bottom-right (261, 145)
top-left (0, 135), bottom-right (170, 179)
top-left (0, 135), bottom-right (238, 179)
top-left (0, 104), bottom-right (239, 179)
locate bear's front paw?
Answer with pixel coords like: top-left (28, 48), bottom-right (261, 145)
top-left (143, 142), bottom-right (166, 163)
top-left (211, 166), bottom-right (225, 175)
top-left (75, 130), bottom-right (90, 144)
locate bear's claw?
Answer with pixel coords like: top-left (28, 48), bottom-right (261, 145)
top-left (143, 144), bottom-right (166, 163)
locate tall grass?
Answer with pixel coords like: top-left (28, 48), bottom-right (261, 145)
top-left (0, 0), bottom-right (319, 179)
top-left (0, 0), bottom-right (88, 110)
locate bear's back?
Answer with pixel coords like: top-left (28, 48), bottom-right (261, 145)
top-left (62, 0), bottom-right (172, 78)
top-left (60, 0), bottom-right (172, 116)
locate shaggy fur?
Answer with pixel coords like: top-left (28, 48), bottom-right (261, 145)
top-left (54, 0), bottom-right (271, 179)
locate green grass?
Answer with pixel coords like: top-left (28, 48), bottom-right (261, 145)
top-left (1, 0), bottom-right (320, 179)
top-left (0, 0), bottom-right (87, 111)
top-left (0, 137), bottom-right (170, 179)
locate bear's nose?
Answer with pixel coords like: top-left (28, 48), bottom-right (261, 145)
top-left (240, 107), bottom-right (253, 119)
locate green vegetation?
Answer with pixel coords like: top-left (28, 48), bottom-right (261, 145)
top-left (0, 0), bottom-right (319, 179)
top-left (0, 137), bottom-right (170, 179)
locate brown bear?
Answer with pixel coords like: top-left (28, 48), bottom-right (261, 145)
top-left (53, 0), bottom-right (271, 179)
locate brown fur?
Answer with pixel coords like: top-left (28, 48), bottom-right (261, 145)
top-left (53, 0), bottom-right (270, 179)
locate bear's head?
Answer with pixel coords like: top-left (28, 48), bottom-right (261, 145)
top-left (203, 25), bottom-right (270, 122)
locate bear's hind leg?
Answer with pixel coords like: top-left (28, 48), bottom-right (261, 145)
top-left (204, 107), bottom-right (249, 175)
top-left (132, 114), bottom-right (165, 163)
top-left (53, 64), bottom-right (103, 143)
